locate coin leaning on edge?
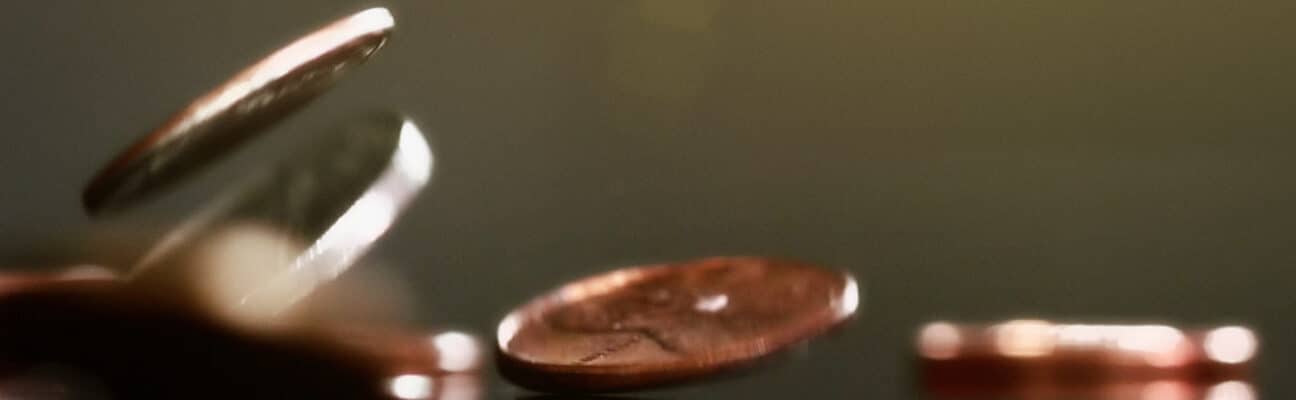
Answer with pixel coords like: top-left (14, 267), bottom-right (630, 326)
top-left (82, 7), bottom-right (396, 216)
top-left (495, 256), bottom-right (861, 392)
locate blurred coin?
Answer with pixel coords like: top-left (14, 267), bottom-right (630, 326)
top-left (496, 256), bottom-right (860, 392)
top-left (328, 328), bottom-right (484, 376)
top-left (82, 7), bottom-right (395, 215)
top-left (923, 379), bottom-right (1256, 400)
top-left (916, 320), bottom-right (1257, 386)
top-left (0, 275), bottom-right (476, 399)
top-left (127, 113), bottom-right (432, 330)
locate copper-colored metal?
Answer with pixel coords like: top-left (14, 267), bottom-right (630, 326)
top-left (0, 274), bottom-right (480, 399)
top-left (82, 7), bottom-right (395, 215)
top-left (496, 256), bottom-right (860, 392)
top-left (916, 320), bottom-right (1258, 387)
top-left (924, 379), bottom-right (1256, 400)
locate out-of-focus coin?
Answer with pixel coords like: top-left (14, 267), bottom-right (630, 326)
top-left (127, 113), bottom-right (432, 329)
top-left (496, 256), bottom-right (860, 392)
top-left (916, 320), bottom-right (1258, 387)
top-left (0, 275), bottom-right (479, 399)
top-left (923, 379), bottom-right (1256, 400)
top-left (82, 7), bottom-right (395, 215)
top-left (329, 328), bottom-right (484, 376)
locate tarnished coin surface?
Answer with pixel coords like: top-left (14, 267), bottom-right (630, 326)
top-left (496, 256), bottom-right (860, 392)
top-left (83, 7), bottom-right (395, 215)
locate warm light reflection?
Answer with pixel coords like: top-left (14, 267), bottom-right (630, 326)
top-left (496, 313), bottom-right (522, 350)
top-left (1205, 381), bottom-right (1256, 400)
top-left (437, 374), bottom-right (482, 400)
top-left (1056, 324), bottom-right (1105, 347)
top-left (838, 275), bottom-right (861, 318)
top-left (693, 294), bottom-right (728, 313)
top-left (918, 322), bottom-right (962, 360)
top-left (1138, 380), bottom-right (1193, 400)
top-left (194, 223), bottom-right (308, 329)
top-left (557, 268), bottom-right (646, 301)
top-left (1114, 325), bottom-right (1189, 367)
top-left (993, 320), bottom-right (1056, 357)
top-left (387, 374), bottom-right (434, 400)
top-left (431, 331), bottom-right (481, 373)
top-left (1204, 326), bottom-right (1258, 364)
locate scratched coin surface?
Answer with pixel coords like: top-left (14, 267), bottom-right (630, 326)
top-left (82, 7), bottom-right (394, 215)
top-left (496, 256), bottom-right (860, 392)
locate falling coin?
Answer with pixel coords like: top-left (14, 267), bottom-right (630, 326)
top-left (496, 256), bottom-right (860, 392)
top-left (916, 320), bottom-right (1258, 387)
top-left (127, 112), bottom-right (432, 329)
top-left (82, 7), bottom-right (395, 215)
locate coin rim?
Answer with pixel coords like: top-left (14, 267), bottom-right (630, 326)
top-left (495, 256), bottom-right (859, 392)
top-left (82, 7), bottom-right (395, 215)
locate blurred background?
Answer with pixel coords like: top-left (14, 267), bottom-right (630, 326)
top-left (0, 1), bottom-right (1292, 398)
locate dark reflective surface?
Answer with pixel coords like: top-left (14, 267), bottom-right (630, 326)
top-left (2, 1), bottom-right (1294, 399)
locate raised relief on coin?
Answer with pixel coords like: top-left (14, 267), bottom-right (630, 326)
top-left (82, 7), bottom-right (395, 215)
top-left (496, 256), bottom-right (860, 392)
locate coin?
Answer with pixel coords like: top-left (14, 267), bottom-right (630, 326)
top-left (923, 379), bottom-right (1256, 400)
top-left (915, 320), bottom-right (1257, 386)
top-left (0, 275), bottom-right (478, 399)
top-left (495, 256), bottom-right (860, 392)
top-left (127, 112), bottom-right (432, 328)
top-left (82, 7), bottom-right (395, 215)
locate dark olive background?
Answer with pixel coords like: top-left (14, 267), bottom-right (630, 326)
top-left (0, 1), bottom-right (1292, 398)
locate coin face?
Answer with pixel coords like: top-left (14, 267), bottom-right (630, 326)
top-left (82, 7), bottom-right (395, 215)
top-left (496, 256), bottom-right (860, 392)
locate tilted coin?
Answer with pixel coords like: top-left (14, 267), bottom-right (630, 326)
top-left (127, 112), bottom-right (432, 329)
top-left (496, 256), bottom-right (860, 392)
top-left (82, 7), bottom-right (395, 215)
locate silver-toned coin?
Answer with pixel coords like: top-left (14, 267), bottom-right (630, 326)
top-left (127, 112), bottom-right (432, 328)
top-left (83, 8), bottom-right (395, 215)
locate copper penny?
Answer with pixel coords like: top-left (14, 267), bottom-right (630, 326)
top-left (0, 272), bottom-right (479, 399)
top-left (495, 256), bottom-right (860, 392)
top-left (916, 320), bottom-right (1258, 387)
top-left (82, 7), bottom-right (395, 215)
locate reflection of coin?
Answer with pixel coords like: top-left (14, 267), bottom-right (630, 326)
top-left (496, 256), bottom-right (860, 392)
top-left (82, 8), bottom-right (395, 215)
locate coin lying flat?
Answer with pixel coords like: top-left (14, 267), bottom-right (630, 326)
top-left (82, 7), bottom-right (395, 215)
top-left (0, 276), bottom-right (479, 399)
top-left (496, 256), bottom-right (860, 392)
top-left (916, 320), bottom-right (1257, 387)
